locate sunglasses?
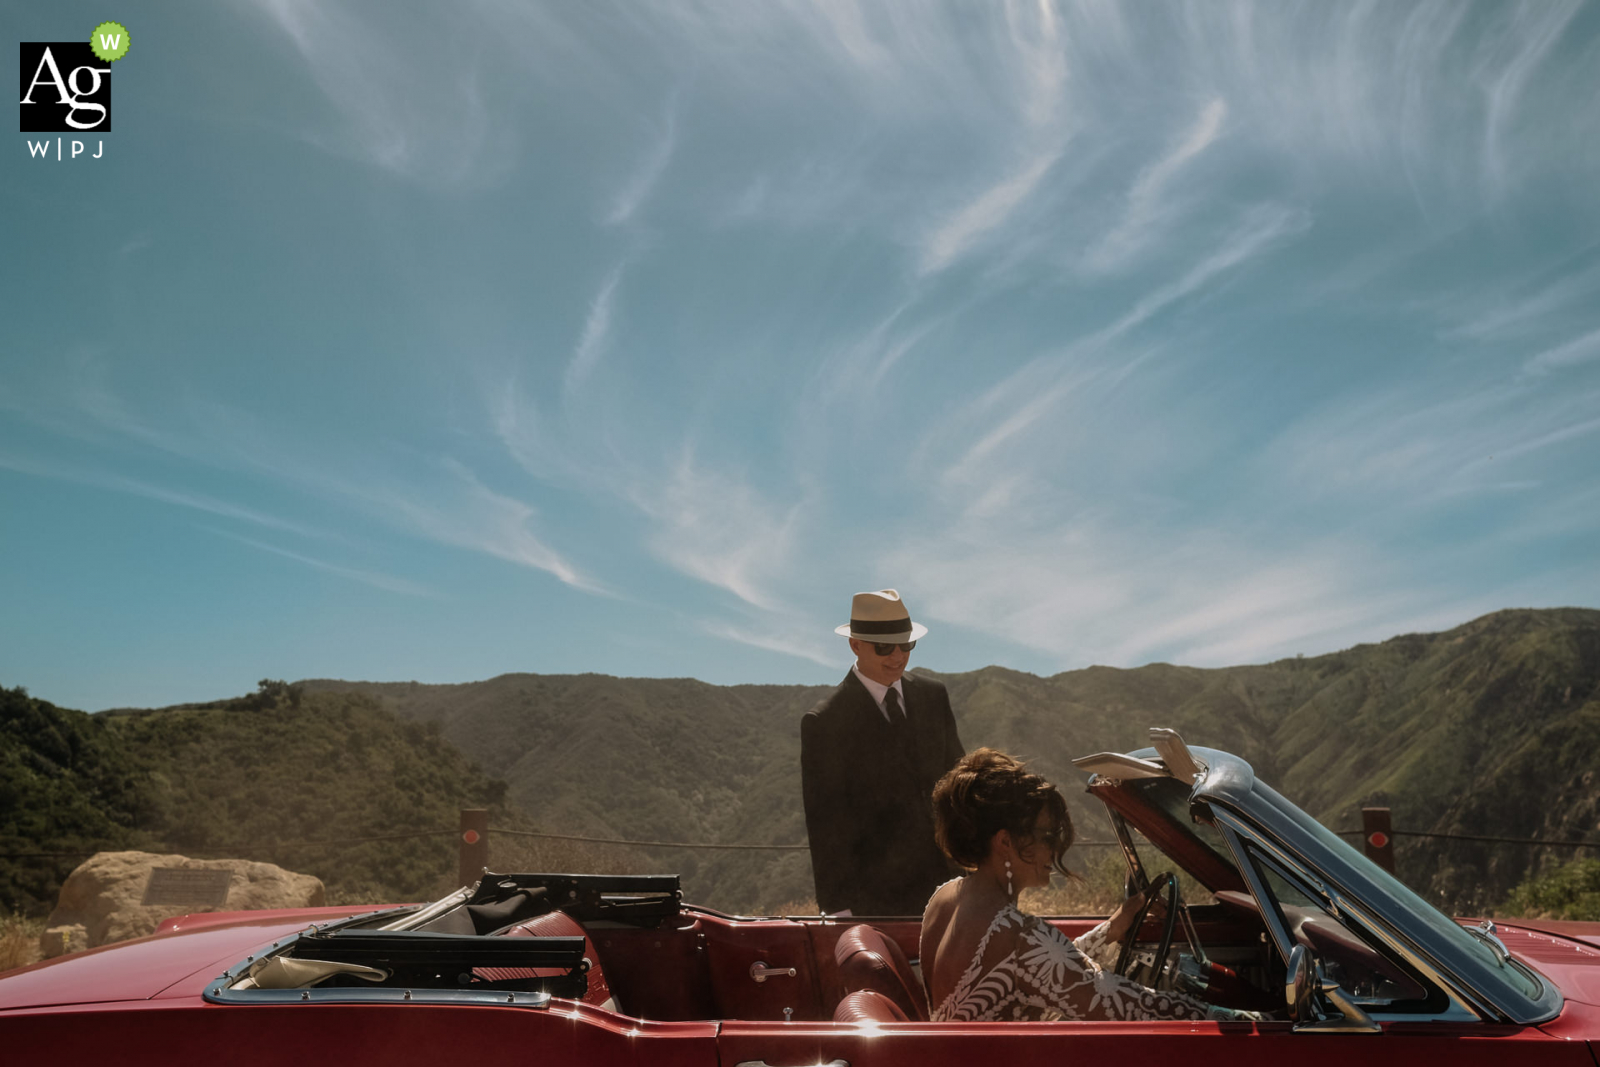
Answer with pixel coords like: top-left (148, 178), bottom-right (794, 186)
top-left (870, 640), bottom-right (917, 656)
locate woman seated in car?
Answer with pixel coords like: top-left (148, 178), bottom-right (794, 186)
top-left (922, 748), bottom-right (1258, 1022)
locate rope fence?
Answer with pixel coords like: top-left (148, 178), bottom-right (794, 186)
top-left (1335, 828), bottom-right (1600, 849)
top-left (492, 828), bottom-right (809, 851)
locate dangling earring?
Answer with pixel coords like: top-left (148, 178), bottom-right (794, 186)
top-left (1004, 859), bottom-right (1013, 900)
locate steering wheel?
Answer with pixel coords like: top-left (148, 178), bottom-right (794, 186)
top-left (1114, 871), bottom-right (1180, 984)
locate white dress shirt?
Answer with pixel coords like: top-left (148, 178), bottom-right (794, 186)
top-left (851, 664), bottom-right (906, 723)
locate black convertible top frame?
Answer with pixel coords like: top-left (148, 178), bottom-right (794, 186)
top-left (291, 930), bottom-right (590, 997)
top-left (466, 872), bottom-right (683, 927)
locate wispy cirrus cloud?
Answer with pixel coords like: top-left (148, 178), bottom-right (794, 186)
top-left (240, 0), bottom-right (503, 185)
top-left (887, 516), bottom-right (1363, 668)
top-left (1267, 379), bottom-right (1600, 503)
top-left (919, 151), bottom-right (1060, 276)
top-left (486, 350), bottom-right (815, 615)
top-left (1087, 203), bottom-right (1310, 351)
top-left (1458, 411), bottom-right (1600, 472)
top-left (628, 450), bottom-right (805, 611)
top-left (604, 100), bottom-right (678, 226)
top-left (1439, 248), bottom-right (1600, 342)
top-left (936, 202), bottom-right (1309, 488)
top-left (807, 298), bottom-right (956, 418)
top-left (889, 504), bottom-right (1537, 672)
top-left (0, 451), bottom-right (330, 541)
top-left (1004, 0), bottom-right (1070, 130)
top-left (363, 459), bottom-right (603, 593)
top-left (564, 264), bottom-right (626, 396)
top-left (1084, 98), bottom-right (1228, 273)
top-left (1478, 0), bottom-right (1585, 198)
top-left (208, 529), bottom-right (436, 597)
top-left (21, 372), bottom-right (600, 596)
top-left (913, 0), bottom-right (1071, 276)
top-left (699, 617), bottom-right (839, 670)
top-left (1141, 0), bottom-right (1595, 214)
top-left (1522, 326), bottom-right (1600, 377)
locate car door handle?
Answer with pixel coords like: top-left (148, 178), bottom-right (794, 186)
top-left (749, 962), bottom-right (797, 982)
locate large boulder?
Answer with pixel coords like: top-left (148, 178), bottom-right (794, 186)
top-left (42, 851), bottom-right (325, 956)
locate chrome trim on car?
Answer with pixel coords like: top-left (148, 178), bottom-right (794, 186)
top-left (1468, 920), bottom-right (1511, 965)
top-left (1149, 727), bottom-right (1206, 784)
top-left (378, 885), bottom-right (472, 931)
top-left (205, 928), bottom-right (558, 1008)
top-left (1295, 959), bottom-right (1382, 1034)
top-left (749, 962), bottom-right (797, 982)
top-left (1285, 945), bottom-right (1314, 1022)
top-left (1213, 817), bottom-right (1296, 965)
top-left (1109, 812), bottom-right (1150, 891)
top-left (208, 983), bottom-right (553, 1008)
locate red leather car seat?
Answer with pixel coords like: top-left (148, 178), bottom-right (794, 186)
top-left (834, 924), bottom-right (928, 1021)
top-left (478, 910), bottom-right (615, 1010)
top-left (833, 988), bottom-right (909, 1024)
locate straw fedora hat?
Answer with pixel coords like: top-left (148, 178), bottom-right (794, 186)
top-left (834, 589), bottom-right (929, 643)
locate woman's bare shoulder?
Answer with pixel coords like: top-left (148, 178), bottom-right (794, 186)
top-left (924, 878), bottom-right (964, 935)
top-left (928, 877), bottom-right (963, 910)
top-left (922, 878), bottom-right (962, 932)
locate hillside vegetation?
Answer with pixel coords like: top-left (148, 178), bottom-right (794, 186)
top-left (1, 683), bottom-right (509, 914)
top-left (1, 687), bottom-right (144, 912)
top-left (1502, 858), bottom-right (1600, 920)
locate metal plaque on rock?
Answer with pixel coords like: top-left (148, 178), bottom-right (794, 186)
top-left (141, 867), bottom-right (234, 908)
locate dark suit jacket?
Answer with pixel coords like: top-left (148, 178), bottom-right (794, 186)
top-left (800, 670), bottom-right (965, 915)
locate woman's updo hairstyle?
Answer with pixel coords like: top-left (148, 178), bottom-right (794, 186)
top-left (932, 747), bottom-right (1075, 876)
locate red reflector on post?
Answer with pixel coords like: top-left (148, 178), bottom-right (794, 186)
top-left (1360, 807), bottom-right (1395, 874)
top-left (459, 808), bottom-right (489, 887)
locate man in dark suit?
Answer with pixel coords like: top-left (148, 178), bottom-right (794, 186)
top-left (801, 589), bottom-right (966, 915)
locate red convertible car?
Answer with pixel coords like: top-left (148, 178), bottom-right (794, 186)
top-left (3, 730), bottom-right (1598, 1066)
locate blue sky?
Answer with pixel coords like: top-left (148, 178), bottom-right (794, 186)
top-left (5, 1), bottom-right (1600, 712)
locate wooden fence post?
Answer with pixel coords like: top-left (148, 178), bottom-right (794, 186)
top-left (1362, 806), bottom-right (1395, 874)
top-left (459, 808), bottom-right (489, 888)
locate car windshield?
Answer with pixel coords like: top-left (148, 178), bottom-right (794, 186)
top-left (1251, 781), bottom-right (1544, 1002)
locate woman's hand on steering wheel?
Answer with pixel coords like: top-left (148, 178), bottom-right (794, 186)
top-left (1105, 882), bottom-right (1166, 944)
top-left (1113, 871), bottom-right (1180, 980)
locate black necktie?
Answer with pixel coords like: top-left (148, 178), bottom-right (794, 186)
top-left (884, 686), bottom-right (906, 729)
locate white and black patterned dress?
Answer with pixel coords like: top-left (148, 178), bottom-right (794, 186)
top-left (931, 901), bottom-right (1219, 1022)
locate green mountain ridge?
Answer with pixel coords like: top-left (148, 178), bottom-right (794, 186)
top-left (307, 606), bottom-right (1600, 913)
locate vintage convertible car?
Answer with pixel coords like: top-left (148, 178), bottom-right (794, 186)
top-left (3, 730), bottom-right (1599, 1066)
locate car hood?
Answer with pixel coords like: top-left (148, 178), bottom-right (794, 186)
top-left (1490, 920), bottom-right (1600, 1007)
top-left (0, 907), bottom-right (372, 1011)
